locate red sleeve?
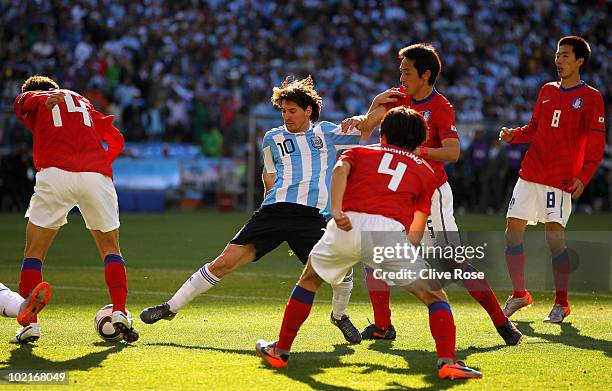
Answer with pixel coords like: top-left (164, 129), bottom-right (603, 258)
top-left (511, 87), bottom-right (544, 144)
top-left (577, 92), bottom-right (606, 186)
top-left (437, 104), bottom-right (459, 140)
top-left (338, 147), bottom-right (357, 167)
top-left (92, 110), bottom-right (125, 163)
top-left (13, 92), bottom-right (46, 130)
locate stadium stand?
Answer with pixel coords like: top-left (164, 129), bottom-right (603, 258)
top-left (0, 0), bottom-right (609, 212)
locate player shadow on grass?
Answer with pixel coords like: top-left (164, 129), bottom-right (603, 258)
top-left (0, 342), bottom-right (126, 373)
top-left (515, 321), bottom-right (612, 358)
top-left (148, 342), bottom-right (356, 391)
top-left (362, 340), bottom-right (504, 390)
top-left (147, 341), bottom-right (501, 390)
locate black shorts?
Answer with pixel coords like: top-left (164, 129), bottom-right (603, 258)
top-left (230, 202), bottom-right (326, 264)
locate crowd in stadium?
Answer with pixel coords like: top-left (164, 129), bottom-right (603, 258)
top-left (0, 0), bottom-right (610, 211)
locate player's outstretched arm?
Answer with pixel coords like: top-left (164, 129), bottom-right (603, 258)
top-left (416, 138), bottom-right (460, 162)
top-left (340, 106), bottom-right (386, 138)
top-left (359, 88), bottom-right (406, 135)
top-left (503, 87), bottom-right (546, 144)
top-left (339, 88), bottom-right (405, 137)
top-left (367, 88), bottom-right (406, 114)
top-left (502, 124), bottom-right (537, 144)
top-left (340, 114), bottom-right (379, 141)
top-left (498, 127), bottom-right (515, 142)
top-left (330, 160), bottom-right (352, 231)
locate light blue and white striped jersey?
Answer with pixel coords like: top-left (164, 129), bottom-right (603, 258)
top-left (261, 121), bottom-right (361, 213)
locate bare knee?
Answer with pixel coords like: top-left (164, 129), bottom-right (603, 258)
top-left (545, 224), bottom-right (566, 256)
top-left (90, 229), bottom-right (121, 259)
top-left (24, 243), bottom-right (50, 260)
top-left (24, 222), bottom-right (58, 260)
top-left (412, 289), bottom-right (448, 306)
top-left (208, 244), bottom-right (256, 277)
top-left (408, 278), bottom-right (448, 306)
top-left (297, 259), bottom-right (324, 292)
top-left (505, 218), bottom-right (527, 246)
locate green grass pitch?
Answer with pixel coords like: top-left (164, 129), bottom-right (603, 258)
top-left (1, 211), bottom-right (611, 390)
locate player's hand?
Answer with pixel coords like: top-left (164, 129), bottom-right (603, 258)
top-left (332, 210), bottom-right (352, 231)
top-left (569, 178), bottom-right (585, 199)
top-left (340, 115), bottom-right (366, 133)
top-left (498, 127), bottom-right (515, 142)
top-left (44, 93), bottom-right (64, 109)
top-left (372, 88), bottom-right (405, 107)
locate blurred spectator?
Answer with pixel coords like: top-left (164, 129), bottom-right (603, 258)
top-left (84, 79), bottom-right (109, 113)
top-left (503, 143), bottom-right (527, 205)
top-left (192, 95), bottom-right (211, 143)
top-left (142, 97), bottom-right (166, 140)
top-left (482, 138), bottom-right (507, 214)
top-left (200, 127), bottom-right (223, 158)
top-left (0, 144), bottom-right (33, 211)
top-left (165, 93), bottom-right (190, 142)
top-left (0, 0), bottom-right (609, 212)
top-left (467, 130), bottom-right (489, 211)
top-left (1, 0), bottom-right (608, 141)
top-left (446, 152), bottom-right (472, 215)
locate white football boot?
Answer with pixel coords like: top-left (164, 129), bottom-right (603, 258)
top-left (10, 323), bottom-right (41, 344)
top-left (111, 311), bottom-right (139, 343)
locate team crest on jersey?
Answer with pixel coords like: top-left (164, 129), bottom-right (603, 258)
top-left (572, 97), bottom-right (583, 109)
top-left (421, 110), bottom-right (431, 121)
top-left (310, 136), bottom-right (323, 149)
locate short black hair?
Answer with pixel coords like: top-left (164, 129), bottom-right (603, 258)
top-left (271, 75), bottom-right (323, 122)
top-left (21, 75), bottom-right (59, 92)
top-left (398, 43), bottom-right (442, 86)
top-left (380, 107), bottom-right (427, 151)
top-left (558, 36), bottom-right (591, 71)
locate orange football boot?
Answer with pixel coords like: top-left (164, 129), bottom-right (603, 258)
top-left (17, 281), bottom-right (52, 326)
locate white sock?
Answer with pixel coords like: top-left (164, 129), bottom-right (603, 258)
top-left (331, 269), bottom-right (353, 320)
top-left (0, 285), bottom-right (25, 318)
top-left (167, 263), bottom-right (220, 313)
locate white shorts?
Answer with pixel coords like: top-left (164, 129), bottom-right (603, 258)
top-left (310, 212), bottom-right (429, 287)
top-left (26, 167), bottom-right (120, 232)
top-left (424, 181), bottom-right (460, 247)
top-left (506, 178), bottom-right (571, 227)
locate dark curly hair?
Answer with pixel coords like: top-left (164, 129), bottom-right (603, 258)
top-left (21, 75), bottom-right (59, 92)
top-left (271, 75), bottom-right (323, 122)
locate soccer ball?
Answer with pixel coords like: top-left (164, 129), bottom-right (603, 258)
top-left (94, 304), bottom-right (132, 342)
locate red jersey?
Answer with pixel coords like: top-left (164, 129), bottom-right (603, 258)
top-left (510, 81), bottom-right (606, 191)
top-left (14, 89), bottom-right (124, 178)
top-left (339, 144), bottom-right (437, 230)
top-left (384, 86), bottom-right (458, 188)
